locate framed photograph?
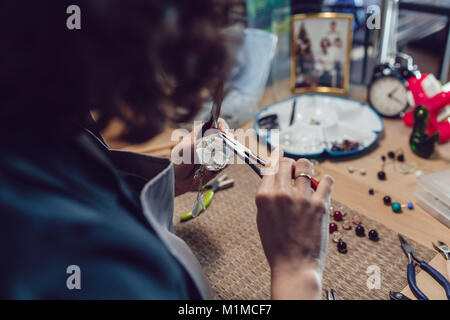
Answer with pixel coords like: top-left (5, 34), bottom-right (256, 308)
top-left (291, 12), bottom-right (354, 95)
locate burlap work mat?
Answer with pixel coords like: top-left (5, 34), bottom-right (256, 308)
top-left (173, 164), bottom-right (435, 300)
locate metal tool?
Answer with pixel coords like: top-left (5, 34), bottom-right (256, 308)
top-left (218, 130), bottom-right (265, 178)
top-left (289, 99), bottom-right (297, 126)
top-left (218, 130), bottom-right (320, 191)
top-left (257, 114), bottom-right (279, 130)
top-left (181, 175), bottom-right (234, 222)
top-left (326, 289), bottom-right (339, 300)
top-left (433, 240), bottom-right (450, 280)
top-left (200, 81), bottom-right (225, 137)
top-left (193, 81), bottom-right (225, 218)
top-left (433, 241), bottom-right (450, 260)
top-left (398, 234), bottom-right (450, 300)
top-left (192, 167), bottom-right (206, 217)
top-left (389, 291), bottom-right (411, 300)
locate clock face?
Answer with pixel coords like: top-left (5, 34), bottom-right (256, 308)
top-left (369, 76), bottom-right (409, 117)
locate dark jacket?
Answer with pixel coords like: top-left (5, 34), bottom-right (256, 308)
top-left (0, 124), bottom-right (209, 299)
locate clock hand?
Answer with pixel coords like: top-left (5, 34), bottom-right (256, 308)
top-left (390, 95), bottom-right (404, 105)
top-left (388, 87), bottom-right (398, 98)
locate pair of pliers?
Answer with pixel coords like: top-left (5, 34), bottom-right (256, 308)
top-left (389, 291), bottom-right (411, 300)
top-left (433, 241), bottom-right (450, 281)
top-left (180, 175), bottom-right (234, 222)
top-left (399, 234), bottom-right (450, 300)
top-left (218, 130), bottom-right (320, 190)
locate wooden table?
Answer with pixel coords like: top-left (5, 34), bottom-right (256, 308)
top-left (107, 79), bottom-right (450, 300)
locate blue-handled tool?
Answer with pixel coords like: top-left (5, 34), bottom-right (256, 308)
top-left (389, 291), bottom-right (411, 300)
top-left (398, 234), bottom-right (450, 300)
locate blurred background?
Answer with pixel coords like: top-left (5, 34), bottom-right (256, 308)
top-left (242, 0), bottom-right (449, 85)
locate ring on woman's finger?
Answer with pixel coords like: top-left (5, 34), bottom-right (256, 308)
top-left (294, 173), bottom-right (312, 181)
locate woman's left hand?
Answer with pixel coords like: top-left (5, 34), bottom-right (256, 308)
top-left (171, 118), bottom-right (229, 196)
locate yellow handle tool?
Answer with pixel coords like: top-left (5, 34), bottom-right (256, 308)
top-left (180, 175), bottom-right (234, 222)
top-left (180, 189), bottom-right (215, 222)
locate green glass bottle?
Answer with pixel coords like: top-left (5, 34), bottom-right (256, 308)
top-left (409, 106), bottom-right (439, 158)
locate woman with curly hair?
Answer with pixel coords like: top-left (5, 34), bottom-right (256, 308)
top-left (0, 0), bottom-right (333, 299)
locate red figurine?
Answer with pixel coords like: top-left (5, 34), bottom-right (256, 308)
top-left (402, 74), bottom-right (450, 143)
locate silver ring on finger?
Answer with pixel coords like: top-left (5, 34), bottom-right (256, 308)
top-left (294, 173), bottom-right (311, 181)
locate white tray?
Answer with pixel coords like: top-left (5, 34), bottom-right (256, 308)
top-left (254, 94), bottom-right (384, 158)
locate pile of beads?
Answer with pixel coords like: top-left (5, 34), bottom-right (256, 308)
top-left (329, 209), bottom-right (380, 254)
top-left (331, 139), bottom-right (361, 152)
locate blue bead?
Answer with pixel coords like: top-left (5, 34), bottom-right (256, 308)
top-left (407, 202), bottom-right (414, 210)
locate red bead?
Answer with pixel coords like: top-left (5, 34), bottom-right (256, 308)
top-left (333, 211), bottom-right (343, 221)
top-left (329, 223), bottom-right (338, 234)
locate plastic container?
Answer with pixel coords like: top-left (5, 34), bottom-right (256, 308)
top-left (415, 170), bottom-right (450, 227)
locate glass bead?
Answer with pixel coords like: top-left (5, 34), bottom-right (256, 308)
top-left (369, 229), bottom-right (379, 241)
top-left (337, 240), bottom-right (347, 254)
top-left (332, 232), bottom-right (342, 243)
top-left (352, 214), bottom-right (361, 225)
top-left (378, 171), bottom-right (386, 180)
top-left (369, 188), bottom-right (374, 195)
top-left (333, 211), bottom-right (343, 222)
top-left (392, 202), bottom-right (402, 213)
top-left (388, 151), bottom-right (395, 159)
top-left (383, 196), bottom-right (391, 205)
top-left (407, 202), bottom-right (414, 210)
top-left (397, 154), bottom-right (405, 162)
top-left (329, 223), bottom-right (338, 234)
top-left (398, 164), bottom-right (412, 174)
top-left (343, 220), bottom-right (352, 230)
top-left (355, 225), bottom-right (365, 237)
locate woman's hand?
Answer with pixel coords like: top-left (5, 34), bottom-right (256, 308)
top-left (171, 118), bottom-right (229, 196)
top-left (255, 154), bottom-right (334, 300)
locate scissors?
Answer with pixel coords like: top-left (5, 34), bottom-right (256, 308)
top-left (398, 234), bottom-right (450, 300)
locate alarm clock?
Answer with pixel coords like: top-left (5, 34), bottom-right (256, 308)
top-left (368, 53), bottom-right (419, 118)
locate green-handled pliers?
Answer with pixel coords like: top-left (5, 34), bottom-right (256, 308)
top-left (180, 175), bottom-right (234, 222)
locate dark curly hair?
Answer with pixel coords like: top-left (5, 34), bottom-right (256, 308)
top-left (0, 0), bottom-right (233, 141)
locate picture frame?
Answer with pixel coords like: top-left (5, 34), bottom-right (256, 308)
top-left (291, 12), bottom-right (354, 95)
